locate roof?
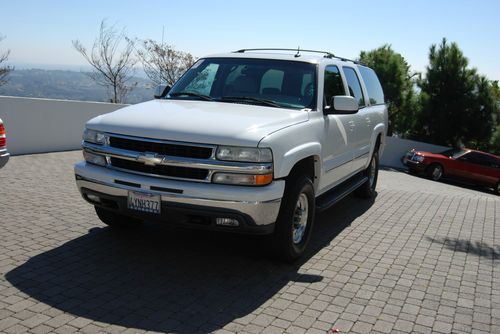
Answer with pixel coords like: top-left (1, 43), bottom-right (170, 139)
top-left (204, 48), bottom-right (362, 66)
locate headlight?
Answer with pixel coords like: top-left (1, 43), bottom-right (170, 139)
top-left (212, 173), bottom-right (273, 186)
top-left (216, 146), bottom-right (272, 163)
top-left (413, 155), bottom-right (424, 162)
top-left (83, 128), bottom-right (106, 145)
top-left (83, 151), bottom-right (107, 166)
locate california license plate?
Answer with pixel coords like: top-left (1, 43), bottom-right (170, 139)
top-left (127, 191), bottom-right (161, 214)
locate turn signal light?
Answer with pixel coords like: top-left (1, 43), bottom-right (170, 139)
top-left (0, 123), bottom-right (6, 148)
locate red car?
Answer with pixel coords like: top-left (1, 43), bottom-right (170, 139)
top-left (0, 118), bottom-right (9, 169)
top-left (403, 148), bottom-right (500, 194)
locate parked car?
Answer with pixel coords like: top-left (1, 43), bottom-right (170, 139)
top-left (74, 48), bottom-right (388, 261)
top-left (403, 148), bottom-right (500, 194)
top-left (0, 118), bottom-right (9, 169)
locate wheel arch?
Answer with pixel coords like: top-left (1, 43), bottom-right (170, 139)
top-left (276, 142), bottom-right (322, 192)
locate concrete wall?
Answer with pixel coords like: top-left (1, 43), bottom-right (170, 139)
top-left (0, 95), bottom-right (450, 169)
top-left (380, 136), bottom-right (450, 169)
top-left (0, 96), bottom-right (127, 155)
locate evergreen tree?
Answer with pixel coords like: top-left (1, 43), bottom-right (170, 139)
top-left (417, 38), bottom-right (495, 147)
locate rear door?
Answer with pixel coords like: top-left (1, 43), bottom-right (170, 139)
top-left (455, 152), bottom-right (496, 186)
top-left (342, 66), bottom-right (370, 172)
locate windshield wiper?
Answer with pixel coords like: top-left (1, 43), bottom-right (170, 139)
top-left (220, 96), bottom-right (282, 108)
top-left (169, 91), bottom-right (213, 101)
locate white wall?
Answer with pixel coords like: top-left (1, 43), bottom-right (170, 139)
top-left (0, 95), bottom-right (450, 169)
top-left (380, 136), bottom-right (450, 169)
top-left (0, 96), bottom-right (127, 155)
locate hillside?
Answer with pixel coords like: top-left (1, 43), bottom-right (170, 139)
top-left (0, 69), bottom-right (154, 104)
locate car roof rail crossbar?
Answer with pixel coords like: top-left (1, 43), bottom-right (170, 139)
top-left (233, 48), bottom-right (363, 64)
top-left (234, 48), bottom-right (336, 59)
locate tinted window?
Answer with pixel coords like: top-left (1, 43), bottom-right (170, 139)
top-left (169, 58), bottom-right (317, 110)
top-left (343, 67), bottom-right (365, 107)
top-left (323, 65), bottom-right (344, 107)
top-left (459, 152), bottom-right (491, 167)
top-left (358, 66), bottom-right (385, 105)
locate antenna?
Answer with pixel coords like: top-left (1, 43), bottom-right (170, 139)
top-left (294, 46), bottom-right (301, 58)
top-left (160, 26), bottom-right (165, 85)
top-left (161, 26), bottom-right (165, 47)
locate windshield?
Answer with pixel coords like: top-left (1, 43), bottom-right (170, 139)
top-left (439, 148), bottom-right (467, 158)
top-left (167, 57), bottom-right (317, 110)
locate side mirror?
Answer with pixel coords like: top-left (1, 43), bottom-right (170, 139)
top-left (154, 85), bottom-right (171, 99)
top-left (324, 96), bottom-right (359, 114)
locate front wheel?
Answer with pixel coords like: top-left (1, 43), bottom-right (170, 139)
top-left (95, 206), bottom-right (143, 228)
top-left (426, 163), bottom-right (443, 181)
top-left (355, 151), bottom-right (379, 198)
top-left (272, 175), bottom-right (315, 262)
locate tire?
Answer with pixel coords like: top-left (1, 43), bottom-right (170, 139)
top-left (272, 175), bottom-right (315, 262)
top-left (94, 206), bottom-right (143, 228)
top-left (426, 163), bottom-right (443, 181)
top-left (495, 181), bottom-right (500, 195)
top-left (355, 151), bottom-right (379, 198)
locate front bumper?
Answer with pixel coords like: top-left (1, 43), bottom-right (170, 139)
top-left (0, 149), bottom-right (9, 169)
top-left (404, 159), bottom-right (427, 173)
top-left (74, 161), bottom-right (284, 234)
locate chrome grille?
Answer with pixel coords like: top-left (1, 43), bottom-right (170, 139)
top-left (109, 136), bottom-right (213, 159)
top-left (110, 158), bottom-right (209, 180)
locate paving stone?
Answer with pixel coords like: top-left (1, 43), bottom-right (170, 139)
top-left (0, 152), bottom-right (498, 333)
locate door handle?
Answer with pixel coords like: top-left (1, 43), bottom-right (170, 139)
top-left (348, 120), bottom-right (355, 131)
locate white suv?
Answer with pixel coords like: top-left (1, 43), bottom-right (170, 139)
top-left (75, 48), bottom-right (387, 261)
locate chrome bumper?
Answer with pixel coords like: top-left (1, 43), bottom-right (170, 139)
top-left (0, 149), bottom-right (9, 169)
top-left (76, 175), bottom-right (282, 227)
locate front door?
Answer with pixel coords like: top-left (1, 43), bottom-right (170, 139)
top-left (319, 65), bottom-right (357, 191)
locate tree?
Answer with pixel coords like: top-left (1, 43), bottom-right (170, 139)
top-left (488, 81), bottom-right (500, 154)
top-left (359, 45), bottom-right (418, 136)
top-left (72, 21), bottom-right (137, 103)
top-left (0, 35), bottom-right (13, 86)
top-left (136, 39), bottom-right (195, 86)
top-left (416, 38), bottom-right (496, 147)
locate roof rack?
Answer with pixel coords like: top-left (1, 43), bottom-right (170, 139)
top-left (233, 48), bottom-right (363, 65)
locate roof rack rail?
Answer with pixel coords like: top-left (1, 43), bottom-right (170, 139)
top-left (233, 48), bottom-right (364, 65)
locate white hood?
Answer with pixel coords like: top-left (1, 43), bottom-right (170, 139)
top-left (87, 99), bottom-right (309, 147)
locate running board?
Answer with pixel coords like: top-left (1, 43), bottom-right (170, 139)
top-left (316, 173), bottom-right (368, 212)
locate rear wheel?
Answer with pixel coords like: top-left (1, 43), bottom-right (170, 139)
top-left (272, 175), bottom-right (315, 262)
top-left (426, 163), bottom-right (443, 181)
top-left (355, 151), bottom-right (379, 198)
top-left (95, 206), bottom-right (143, 228)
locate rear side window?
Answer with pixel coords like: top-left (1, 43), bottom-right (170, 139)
top-left (343, 67), bottom-right (365, 107)
top-left (358, 66), bottom-right (385, 105)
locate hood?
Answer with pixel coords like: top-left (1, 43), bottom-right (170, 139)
top-left (87, 99), bottom-right (309, 147)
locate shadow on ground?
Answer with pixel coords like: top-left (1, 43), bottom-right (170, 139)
top-left (427, 236), bottom-right (500, 260)
top-left (5, 195), bottom-right (375, 333)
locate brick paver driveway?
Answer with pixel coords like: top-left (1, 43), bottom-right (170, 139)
top-left (0, 151), bottom-right (499, 334)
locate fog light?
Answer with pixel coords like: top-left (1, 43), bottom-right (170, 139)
top-left (212, 173), bottom-right (273, 186)
top-left (215, 218), bottom-right (240, 227)
top-left (86, 194), bottom-right (101, 203)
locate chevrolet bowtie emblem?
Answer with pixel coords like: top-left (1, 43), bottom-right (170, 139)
top-left (137, 152), bottom-right (164, 166)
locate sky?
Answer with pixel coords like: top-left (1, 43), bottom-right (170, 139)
top-left (1, 0), bottom-right (499, 80)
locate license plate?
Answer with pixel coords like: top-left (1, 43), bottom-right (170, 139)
top-left (127, 191), bottom-right (161, 214)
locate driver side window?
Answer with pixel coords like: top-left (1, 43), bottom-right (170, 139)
top-left (324, 66), bottom-right (345, 107)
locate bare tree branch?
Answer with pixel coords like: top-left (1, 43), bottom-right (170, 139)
top-left (72, 20), bottom-right (137, 103)
top-left (136, 39), bottom-right (195, 86)
top-left (0, 35), bottom-right (14, 87)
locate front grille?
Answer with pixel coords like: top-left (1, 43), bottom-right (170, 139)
top-left (110, 158), bottom-right (209, 180)
top-left (109, 136), bottom-right (212, 159)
